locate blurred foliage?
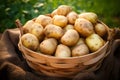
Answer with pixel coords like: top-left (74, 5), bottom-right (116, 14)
top-left (0, 0), bottom-right (120, 33)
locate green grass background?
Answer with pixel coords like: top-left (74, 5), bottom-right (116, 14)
top-left (0, 0), bottom-right (120, 33)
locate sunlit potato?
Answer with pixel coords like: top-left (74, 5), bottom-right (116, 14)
top-left (44, 24), bottom-right (64, 39)
top-left (79, 12), bottom-right (98, 24)
top-left (30, 23), bottom-right (44, 42)
top-left (95, 23), bottom-right (107, 37)
top-left (23, 20), bottom-right (34, 33)
top-left (53, 15), bottom-right (68, 28)
top-left (85, 33), bottom-right (105, 52)
top-left (74, 18), bottom-right (94, 37)
top-left (39, 38), bottom-right (57, 55)
top-left (35, 15), bottom-right (52, 27)
top-left (72, 43), bottom-right (89, 57)
top-left (21, 33), bottom-right (39, 51)
top-left (67, 11), bottom-right (78, 24)
top-left (55, 44), bottom-right (71, 58)
top-left (61, 29), bottom-right (79, 46)
top-left (57, 5), bottom-right (72, 16)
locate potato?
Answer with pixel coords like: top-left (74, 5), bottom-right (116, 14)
top-left (61, 29), bottom-right (79, 46)
top-left (57, 5), bottom-right (72, 16)
top-left (21, 33), bottom-right (39, 51)
top-left (75, 38), bottom-right (85, 46)
top-left (72, 43), bottom-right (89, 57)
top-left (67, 11), bottom-right (78, 24)
top-left (23, 20), bottom-right (34, 33)
top-left (74, 18), bottom-right (94, 37)
top-left (63, 24), bottom-right (74, 31)
top-left (53, 15), bottom-right (68, 28)
top-left (79, 12), bottom-right (98, 24)
top-left (44, 24), bottom-right (64, 39)
top-left (85, 33), bottom-right (105, 52)
top-left (35, 15), bottom-right (52, 27)
top-left (55, 44), bottom-right (71, 58)
top-left (51, 9), bottom-right (58, 17)
top-left (30, 23), bottom-right (44, 42)
top-left (39, 38), bottom-right (57, 55)
top-left (95, 23), bottom-right (107, 37)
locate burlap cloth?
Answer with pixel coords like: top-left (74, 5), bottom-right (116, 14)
top-left (0, 28), bottom-right (120, 80)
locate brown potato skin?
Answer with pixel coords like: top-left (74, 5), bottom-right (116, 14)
top-left (55, 44), bottom-right (71, 58)
top-left (30, 23), bottom-right (44, 42)
top-left (23, 20), bottom-right (34, 33)
top-left (21, 33), bottom-right (39, 51)
top-left (72, 43), bottom-right (89, 57)
top-left (53, 15), bottom-right (68, 28)
top-left (44, 24), bottom-right (64, 39)
top-left (35, 15), bottom-right (52, 27)
top-left (74, 18), bottom-right (94, 37)
top-left (57, 5), bottom-right (72, 16)
top-left (85, 34), bottom-right (105, 52)
top-left (79, 12), bottom-right (98, 24)
top-left (61, 29), bottom-right (79, 46)
top-left (39, 38), bottom-right (57, 55)
top-left (95, 23), bottom-right (107, 37)
top-left (67, 11), bottom-right (78, 24)
top-left (63, 24), bottom-right (74, 31)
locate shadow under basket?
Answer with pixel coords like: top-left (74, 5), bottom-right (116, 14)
top-left (18, 21), bottom-right (113, 78)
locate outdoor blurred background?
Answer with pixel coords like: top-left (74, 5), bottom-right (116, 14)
top-left (0, 0), bottom-right (120, 33)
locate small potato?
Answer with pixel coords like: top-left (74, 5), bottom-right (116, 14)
top-left (23, 20), bottom-right (34, 33)
top-left (44, 24), bottom-right (64, 39)
top-left (61, 29), bottom-right (79, 46)
top-left (79, 12), bottom-right (98, 24)
top-left (74, 18), bottom-right (94, 37)
top-left (63, 24), bottom-right (74, 31)
top-left (35, 15), bottom-right (52, 27)
top-left (55, 44), bottom-right (71, 58)
top-left (95, 23), bottom-right (107, 37)
top-left (75, 38), bottom-right (85, 46)
top-left (57, 5), bottom-right (72, 16)
top-left (30, 23), bottom-right (44, 42)
top-left (72, 43), bottom-right (89, 57)
top-left (21, 33), bottom-right (39, 51)
top-left (85, 33), bottom-right (105, 52)
top-left (53, 15), bottom-right (68, 28)
top-left (51, 9), bottom-right (58, 17)
top-left (67, 11), bottom-right (78, 24)
top-left (39, 38), bottom-right (57, 55)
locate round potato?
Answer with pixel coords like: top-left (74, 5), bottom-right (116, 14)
top-left (39, 38), bottom-right (57, 55)
top-left (51, 9), bottom-right (58, 17)
top-left (72, 43), bottom-right (89, 57)
top-left (44, 24), bottom-right (64, 39)
top-left (30, 23), bottom-right (44, 42)
top-left (79, 12), bottom-right (98, 24)
top-left (23, 20), bottom-right (34, 33)
top-left (63, 24), bottom-right (74, 31)
top-left (67, 11), bottom-right (78, 24)
top-left (75, 38), bottom-right (85, 46)
top-left (61, 29), bottom-right (79, 46)
top-left (35, 15), bottom-right (52, 27)
top-left (53, 15), bottom-right (68, 28)
top-left (85, 33), bottom-right (105, 52)
top-left (95, 23), bottom-right (107, 37)
top-left (55, 44), bottom-right (71, 58)
top-left (57, 5), bottom-right (72, 16)
top-left (21, 33), bottom-right (39, 51)
top-left (74, 18), bottom-right (94, 37)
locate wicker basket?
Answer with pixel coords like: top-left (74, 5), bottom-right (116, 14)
top-left (18, 21), bottom-right (113, 78)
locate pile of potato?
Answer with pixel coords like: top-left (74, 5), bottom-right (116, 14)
top-left (21, 5), bottom-right (107, 58)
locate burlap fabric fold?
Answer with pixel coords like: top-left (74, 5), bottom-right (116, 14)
top-left (0, 28), bottom-right (120, 80)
